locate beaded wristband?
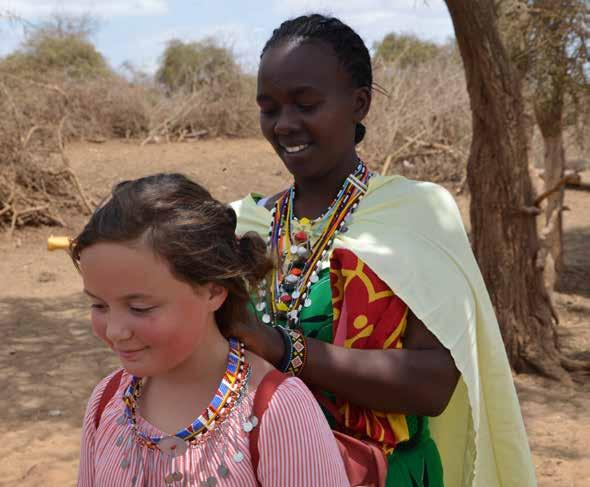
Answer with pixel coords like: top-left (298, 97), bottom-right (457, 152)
top-left (276, 326), bottom-right (293, 373)
top-left (285, 329), bottom-right (307, 377)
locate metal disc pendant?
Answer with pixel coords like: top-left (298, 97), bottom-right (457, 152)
top-left (157, 435), bottom-right (187, 458)
top-left (297, 246), bottom-right (309, 257)
top-left (165, 471), bottom-right (184, 484)
top-left (310, 272), bottom-right (319, 283)
top-left (291, 290), bottom-right (300, 299)
top-left (285, 274), bottom-right (299, 284)
top-left (242, 420), bottom-right (253, 432)
top-left (256, 301), bottom-right (266, 311)
top-left (304, 298), bottom-right (312, 308)
top-left (290, 245), bottom-right (298, 254)
top-left (262, 314), bottom-right (271, 324)
top-left (250, 415), bottom-right (259, 427)
top-left (218, 464), bottom-right (230, 478)
top-left (233, 451), bottom-right (244, 463)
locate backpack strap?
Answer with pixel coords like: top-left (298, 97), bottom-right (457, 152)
top-left (248, 369), bottom-right (288, 479)
top-left (94, 369), bottom-right (124, 429)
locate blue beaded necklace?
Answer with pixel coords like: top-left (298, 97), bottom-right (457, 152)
top-left (115, 337), bottom-right (258, 485)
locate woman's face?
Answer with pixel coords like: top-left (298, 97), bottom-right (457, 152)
top-left (79, 241), bottom-right (225, 378)
top-left (257, 40), bottom-right (370, 181)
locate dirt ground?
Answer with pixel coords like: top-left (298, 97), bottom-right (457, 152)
top-left (0, 138), bottom-right (588, 486)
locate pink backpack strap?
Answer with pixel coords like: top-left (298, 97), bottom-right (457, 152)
top-left (94, 369), bottom-right (124, 429)
top-left (248, 369), bottom-right (289, 482)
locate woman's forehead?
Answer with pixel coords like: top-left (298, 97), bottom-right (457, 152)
top-left (258, 40), bottom-right (352, 93)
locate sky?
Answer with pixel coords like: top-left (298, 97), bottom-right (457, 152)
top-left (0, 1), bottom-right (454, 73)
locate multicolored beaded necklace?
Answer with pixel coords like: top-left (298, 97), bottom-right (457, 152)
top-left (257, 161), bottom-right (372, 329)
top-left (115, 337), bottom-right (257, 486)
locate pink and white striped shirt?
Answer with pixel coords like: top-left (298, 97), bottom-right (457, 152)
top-left (78, 370), bottom-right (349, 486)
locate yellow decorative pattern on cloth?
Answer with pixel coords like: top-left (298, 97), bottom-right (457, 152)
top-left (330, 248), bottom-right (410, 453)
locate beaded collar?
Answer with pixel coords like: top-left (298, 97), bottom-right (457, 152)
top-left (256, 161), bottom-right (372, 329)
top-left (115, 337), bottom-right (258, 486)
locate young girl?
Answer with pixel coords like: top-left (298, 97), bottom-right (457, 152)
top-left (229, 13), bottom-right (537, 487)
top-left (72, 173), bottom-right (349, 486)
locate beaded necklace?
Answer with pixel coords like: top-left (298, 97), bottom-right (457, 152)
top-left (115, 337), bottom-right (257, 486)
top-left (257, 161), bottom-right (372, 329)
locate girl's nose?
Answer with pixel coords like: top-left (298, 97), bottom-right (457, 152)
top-left (105, 314), bottom-right (133, 343)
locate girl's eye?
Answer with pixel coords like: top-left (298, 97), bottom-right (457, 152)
top-left (91, 303), bottom-right (107, 312)
top-left (130, 306), bottom-right (156, 315)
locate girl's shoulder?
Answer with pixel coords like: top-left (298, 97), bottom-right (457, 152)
top-left (83, 368), bottom-right (130, 427)
top-left (263, 374), bottom-right (323, 418)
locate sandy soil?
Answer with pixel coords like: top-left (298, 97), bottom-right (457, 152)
top-left (0, 138), bottom-right (588, 486)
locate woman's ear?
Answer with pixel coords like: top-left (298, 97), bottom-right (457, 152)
top-left (353, 86), bottom-right (372, 123)
top-left (205, 282), bottom-right (228, 312)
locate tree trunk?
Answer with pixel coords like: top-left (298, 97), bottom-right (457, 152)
top-left (444, 0), bottom-right (568, 379)
top-left (532, 0), bottom-right (569, 282)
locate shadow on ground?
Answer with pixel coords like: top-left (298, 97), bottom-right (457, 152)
top-left (0, 293), bottom-right (117, 429)
top-left (558, 225), bottom-right (590, 299)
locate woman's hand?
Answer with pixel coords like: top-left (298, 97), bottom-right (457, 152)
top-left (223, 313), bottom-right (285, 368)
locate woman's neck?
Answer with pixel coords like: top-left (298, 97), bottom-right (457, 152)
top-left (292, 154), bottom-right (359, 220)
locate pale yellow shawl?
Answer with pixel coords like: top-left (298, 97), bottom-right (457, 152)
top-left (232, 175), bottom-right (537, 487)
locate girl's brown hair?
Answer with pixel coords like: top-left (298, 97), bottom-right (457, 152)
top-left (71, 173), bottom-right (272, 330)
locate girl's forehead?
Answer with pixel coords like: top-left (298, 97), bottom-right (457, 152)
top-left (80, 242), bottom-right (191, 298)
top-left (258, 40), bottom-right (351, 91)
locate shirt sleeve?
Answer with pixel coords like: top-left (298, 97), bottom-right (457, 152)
top-left (256, 377), bottom-right (349, 487)
top-left (77, 371), bottom-right (119, 487)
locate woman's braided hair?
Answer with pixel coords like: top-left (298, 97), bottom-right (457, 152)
top-left (262, 14), bottom-right (372, 144)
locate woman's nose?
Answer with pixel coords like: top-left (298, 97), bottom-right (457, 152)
top-left (274, 106), bottom-right (299, 135)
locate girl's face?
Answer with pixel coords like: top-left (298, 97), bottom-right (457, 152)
top-left (79, 241), bottom-right (226, 378)
top-left (257, 40), bottom-right (370, 180)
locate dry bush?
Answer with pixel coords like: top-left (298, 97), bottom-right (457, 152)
top-left (62, 75), bottom-right (152, 139)
top-left (0, 74), bottom-right (91, 234)
top-left (143, 72), bottom-right (257, 143)
top-left (144, 38), bottom-right (258, 143)
top-left (362, 53), bottom-right (471, 184)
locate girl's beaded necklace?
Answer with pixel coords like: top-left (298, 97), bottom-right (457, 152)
top-left (115, 337), bottom-right (258, 486)
top-left (257, 161), bottom-right (372, 329)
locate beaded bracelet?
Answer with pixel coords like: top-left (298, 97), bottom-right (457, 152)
top-left (285, 329), bottom-right (307, 377)
top-left (276, 326), bottom-right (293, 373)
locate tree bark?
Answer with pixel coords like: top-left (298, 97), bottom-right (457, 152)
top-left (444, 0), bottom-right (568, 379)
top-left (532, 0), bottom-right (570, 281)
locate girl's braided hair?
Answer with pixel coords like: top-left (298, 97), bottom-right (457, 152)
top-left (71, 173), bottom-right (271, 331)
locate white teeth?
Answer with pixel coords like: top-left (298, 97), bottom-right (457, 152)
top-left (283, 144), bottom-right (309, 154)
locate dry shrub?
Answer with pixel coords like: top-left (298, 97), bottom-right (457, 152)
top-left (0, 74), bottom-right (91, 234)
top-left (62, 75), bottom-right (152, 139)
top-left (362, 53), bottom-right (471, 184)
top-left (144, 39), bottom-right (258, 142)
top-left (144, 72), bottom-right (257, 142)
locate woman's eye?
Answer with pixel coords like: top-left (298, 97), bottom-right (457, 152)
top-left (259, 106), bottom-right (278, 116)
top-left (298, 103), bottom-right (317, 112)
